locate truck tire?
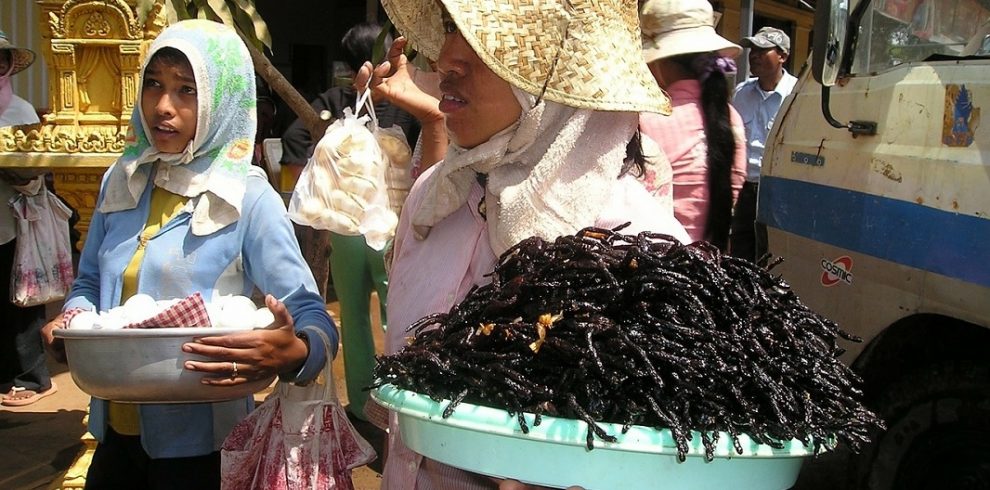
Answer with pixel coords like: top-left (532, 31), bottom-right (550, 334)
top-left (859, 362), bottom-right (990, 490)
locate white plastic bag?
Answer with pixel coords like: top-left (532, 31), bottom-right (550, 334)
top-left (220, 329), bottom-right (376, 490)
top-left (9, 184), bottom-right (75, 307)
top-left (288, 89), bottom-right (398, 250)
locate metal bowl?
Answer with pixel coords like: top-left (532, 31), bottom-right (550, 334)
top-left (54, 327), bottom-right (275, 403)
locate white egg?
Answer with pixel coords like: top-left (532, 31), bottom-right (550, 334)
top-left (156, 298), bottom-right (180, 310)
top-left (212, 295), bottom-right (257, 330)
top-left (332, 192), bottom-right (365, 219)
top-left (124, 293), bottom-right (157, 313)
top-left (220, 295), bottom-right (257, 314)
top-left (346, 176), bottom-right (379, 202)
top-left (252, 307), bottom-right (276, 329)
top-left (298, 198), bottom-right (325, 222)
top-left (336, 156), bottom-right (363, 174)
top-left (96, 308), bottom-right (128, 329)
top-left (205, 303), bottom-right (223, 327)
top-left (214, 308), bottom-right (255, 330)
top-left (322, 210), bottom-right (360, 235)
top-left (68, 310), bottom-right (100, 330)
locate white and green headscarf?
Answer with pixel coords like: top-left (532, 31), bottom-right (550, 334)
top-left (99, 19), bottom-right (257, 236)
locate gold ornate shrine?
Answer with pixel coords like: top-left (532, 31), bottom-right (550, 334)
top-left (0, 0), bottom-right (165, 241)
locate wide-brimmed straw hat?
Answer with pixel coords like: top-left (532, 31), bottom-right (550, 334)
top-left (640, 0), bottom-right (741, 63)
top-left (0, 30), bottom-right (36, 76)
top-left (380, 0), bottom-right (671, 114)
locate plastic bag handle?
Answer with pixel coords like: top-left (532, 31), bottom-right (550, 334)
top-left (309, 328), bottom-right (339, 402)
top-left (354, 85), bottom-right (379, 131)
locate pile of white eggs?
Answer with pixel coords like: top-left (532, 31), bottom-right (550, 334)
top-left (66, 293), bottom-right (275, 330)
top-left (288, 114), bottom-right (406, 249)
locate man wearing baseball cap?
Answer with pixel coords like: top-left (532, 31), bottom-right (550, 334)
top-left (729, 26), bottom-right (797, 263)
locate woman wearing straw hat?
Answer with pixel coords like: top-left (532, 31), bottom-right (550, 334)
top-left (0, 29), bottom-right (39, 127)
top-left (360, 0), bottom-right (688, 487)
top-left (638, 0), bottom-right (747, 252)
top-left (0, 28), bottom-right (61, 407)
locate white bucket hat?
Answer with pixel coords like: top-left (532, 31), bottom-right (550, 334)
top-left (640, 0), bottom-right (742, 63)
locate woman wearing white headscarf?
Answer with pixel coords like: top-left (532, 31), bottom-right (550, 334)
top-left (40, 20), bottom-right (337, 487)
top-left (362, 1), bottom-right (689, 487)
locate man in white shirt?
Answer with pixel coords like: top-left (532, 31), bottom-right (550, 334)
top-left (729, 26), bottom-right (798, 263)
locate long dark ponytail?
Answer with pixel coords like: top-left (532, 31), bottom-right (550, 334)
top-left (670, 53), bottom-right (736, 251)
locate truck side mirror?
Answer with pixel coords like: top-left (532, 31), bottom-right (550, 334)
top-left (812, 0), bottom-right (849, 87)
top-left (812, 0), bottom-right (876, 135)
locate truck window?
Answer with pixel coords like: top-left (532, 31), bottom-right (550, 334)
top-left (850, 0), bottom-right (990, 75)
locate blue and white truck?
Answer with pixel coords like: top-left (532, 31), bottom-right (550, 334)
top-left (759, 1), bottom-right (990, 488)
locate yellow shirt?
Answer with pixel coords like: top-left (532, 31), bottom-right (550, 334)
top-left (108, 187), bottom-right (188, 436)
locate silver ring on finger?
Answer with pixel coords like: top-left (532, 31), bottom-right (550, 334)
top-left (231, 361), bottom-right (238, 379)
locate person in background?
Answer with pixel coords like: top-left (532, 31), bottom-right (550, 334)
top-left (280, 22), bottom-right (420, 423)
top-left (252, 76), bottom-right (279, 182)
top-left (0, 29), bottom-right (59, 407)
top-left (638, 0), bottom-right (747, 250)
top-left (729, 26), bottom-right (797, 262)
top-left (40, 20), bottom-right (337, 488)
top-left (362, 0), bottom-right (688, 487)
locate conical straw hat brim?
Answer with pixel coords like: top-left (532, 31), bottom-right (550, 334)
top-left (381, 0), bottom-right (672, 115)
top-left (0, 42), bottom-right (36, 76)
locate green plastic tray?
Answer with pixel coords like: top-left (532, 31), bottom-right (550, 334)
top-left (372, 385), bottom-right (814, 489)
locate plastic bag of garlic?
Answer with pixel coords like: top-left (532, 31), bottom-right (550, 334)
top-left (287, 89), bottom-right (407, 251)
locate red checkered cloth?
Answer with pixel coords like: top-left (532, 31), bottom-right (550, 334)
top-left (124, 292), bottom-right (212, 329)
top-left (62, 308), bottom-right (85, 327)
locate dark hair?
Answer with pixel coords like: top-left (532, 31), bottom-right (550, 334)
top-left (622, 130), bottom-right (646, 178)
top-left (147, 47), bottom-right (191, 71)
top-left (670, 52), bottom-right (736, 251)
top-left (341, 22), bottom-right (391, 73)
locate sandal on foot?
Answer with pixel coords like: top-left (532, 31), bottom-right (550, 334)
top-left (1, 381), bottom-right (58, 407)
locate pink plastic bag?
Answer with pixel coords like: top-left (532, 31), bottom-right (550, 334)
top-left (9, 184), bottom-right (75, 307)
top-left (221, 330), bottom-right (376, 489)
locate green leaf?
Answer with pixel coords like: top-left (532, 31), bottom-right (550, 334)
top-left (167, 0), bottom-right (192, 22)
top-left (229, 0), bottom-right (273, 50)
top-left (206, 0), bottom-right (235, 24)
top-left (372, 18), bottom-right (393, 65)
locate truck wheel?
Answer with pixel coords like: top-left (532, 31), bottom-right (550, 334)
top-left (860, 362), bottom-right (990, 490)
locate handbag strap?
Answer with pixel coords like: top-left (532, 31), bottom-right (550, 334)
top-left (308, 327), bottom-right (338, 402)
top-left (273, 327), bottom-right (339, 402)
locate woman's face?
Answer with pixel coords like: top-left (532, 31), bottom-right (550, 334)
top-left (0, 51), bottom-right (11, 74)
top-left (436, 14), bottom-right (521, 148)
top-left (141, 54), bottom-right (198, 154)
top-left (748, 47), bottom-right (787, 81)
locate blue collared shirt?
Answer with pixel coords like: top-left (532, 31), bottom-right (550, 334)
top-left (65, 168), bottom-right (338, 458)
top-left (732, 71), bottom-right (798, 182)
